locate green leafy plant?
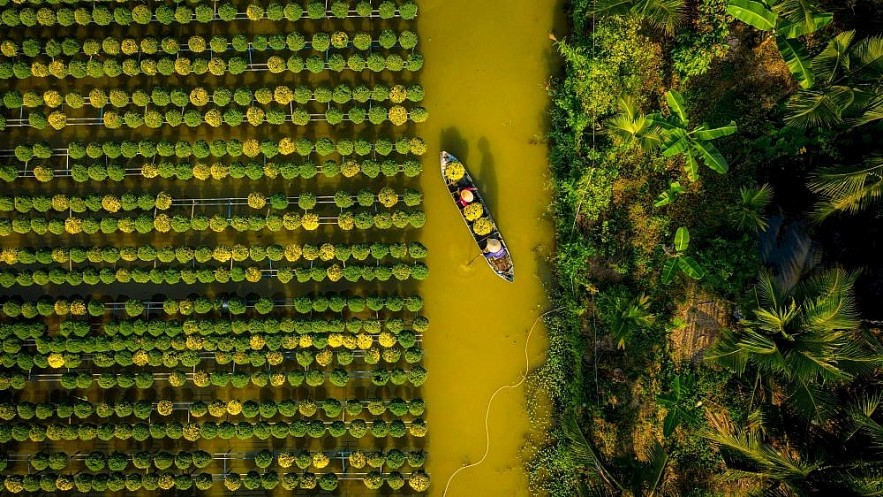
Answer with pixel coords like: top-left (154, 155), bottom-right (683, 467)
top-left (726, 0), bottom-right (832, 88)
top-left (661, 227), bottom-right (705, 284)
top-left (610, 91), bottom-right (736, 180)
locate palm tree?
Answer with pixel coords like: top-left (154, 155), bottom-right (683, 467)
top-left (591, 0), bottom-right (686, 36)
top-left (706, 395), bottom-right (883, 495)
top-left (706, 424), bottom-right (820, 494)
top-left (607, 97), bottom-right (663, 151)
top-left (729, 184), bottom-right (774, 232)
top-left (785, 32), bottom-right (883, 130)
top-left (603, 293), bottom-right (655, 349)
top-left (780, 32), bottom-right (883, 219)
top-left (562, 411), bottom-right (670, 496)
top-left (706, 267), bottom-right (881, 421)
top-left (808, 156), bottom-right (883, 220)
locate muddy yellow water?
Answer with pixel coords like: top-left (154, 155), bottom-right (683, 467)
top-left (417, 2), bottom-right (562, 496)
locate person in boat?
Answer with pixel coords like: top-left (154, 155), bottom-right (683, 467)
top-left (483, 238), bottom-right (506, 259)
top-left (458, 187), bottom-right (477, 207)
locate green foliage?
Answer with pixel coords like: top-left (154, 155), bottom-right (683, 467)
top-left (592, 0), bottom-right (687, 35)
top-left (706, 267), bottom-right (876, 421)
top-left (555, 16), bottom-right (661, 138)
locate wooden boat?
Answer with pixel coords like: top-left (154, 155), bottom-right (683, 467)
top-left (440, 151), bottom-right (515, 282)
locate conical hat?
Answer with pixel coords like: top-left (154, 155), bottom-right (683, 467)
top-left (460, 190), bottom-right (474, 203)
top-left (486, 238), bottom-right (502, 253)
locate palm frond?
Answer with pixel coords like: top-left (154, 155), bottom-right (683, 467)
top-left (705, 426), bottom-right (820, 484)
top-left (842, 471), bottom-right (883, 497)
top-left (705, 328), bottom-right (751, 373)
top-left (785, 86), bottom-right (855, 129)
top-left (813, 30), bottom-right (855, 84)
top-left (731, 184), bottom-right (775, 232)
top-left (848, 93), bottom-right (883, 129)
top-left (606, 97), bottom-right (663, 150)
top-left (845, 392), bottom-right (883, 444)
top-left (592, 0), bottom-right (686, 36)
top-left (848, 35), bottom-right (883, 82)
top-left (786, 374), bottom-right (835, 421)
top-left (634, 441), bottom-right (670, 497)
top-left (591, 0), bottom-right (638, 16)
top-left (562, 411), bottom-right (625, 491)
top-left (808, 156), bottom-right (883, 219)
top-left (773, 0), bottom-right (833, 39)
top-left (635, 0), bottom-right (688, 35)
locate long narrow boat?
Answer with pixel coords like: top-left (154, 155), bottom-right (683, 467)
top-left (440, 151), bottom-right (515, 282)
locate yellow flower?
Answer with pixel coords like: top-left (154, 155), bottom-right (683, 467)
top-left (445, 161), bottom-right (465, 182)
top-left (463, 202), bottom-right (483, 221)
top-left (473, 217), bottom-right (493, 236)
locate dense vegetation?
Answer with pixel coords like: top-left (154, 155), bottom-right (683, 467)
top-left (532, 0), bottom-right (883, 495)
top-left (0, 0), bottom-right (429, 493)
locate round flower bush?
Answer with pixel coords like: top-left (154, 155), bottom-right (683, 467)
top-left (463, 202), bottom-right (483, 221)
top-left (388, 105), bottom-right (408, 126)
top-left (472, 217), bottom-right (493, 236)
top-left (445, 161), bottom-right (465, 182)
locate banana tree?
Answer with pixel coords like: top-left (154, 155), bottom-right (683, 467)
top-left (726, 0), bottom-right (833, 89)
top-left (662, 227), bottom-right (705, 284)
top-left (653, 91), bottom-right (737, 181)
top-left (609, 91), bottom-right (737, 182)
top-left (657, 374), bottom-right (701, 436)
top-left (654, 181), bottom-right (683, 207)
top-left (604, 293), bottom-right (655, 350)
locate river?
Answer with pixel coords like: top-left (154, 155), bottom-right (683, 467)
top-left (417, 1), bottom-right (563, 495)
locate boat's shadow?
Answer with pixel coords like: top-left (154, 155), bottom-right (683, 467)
top-left (440, 126), bottom-right (469, 161)
top-left (440, 128), bottom-right (499, 217)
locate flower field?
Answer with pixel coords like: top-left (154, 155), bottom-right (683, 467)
top-left (0, 0), bottom-right (429, 493)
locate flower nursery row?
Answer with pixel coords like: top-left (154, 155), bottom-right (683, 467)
top-left (6, 447), bottom-right (426, 473)
top-left (0, 30), bottom-right (419, 61)
top-left (0, 50), bottom-right (423, 81)
top-left (0, 396), bottom-right (425, 422)
top-left (0, 241), bottom-right (428, 267)
top-left (0, 188), bottom-right (422, 215)
top-left (0, 293), bottom-right (424, 318)
top-left (6, 135), bottom-right (428, 162)
top-left (0, 209), bottom-right (428, 237)
top-left (2, 83), bottom-right (424, 110)
top-left (0, 0), bottom-right (418, 28)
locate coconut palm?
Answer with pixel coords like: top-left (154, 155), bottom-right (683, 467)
top-left (562, 411), bottom-right (670, 496)
top-left (603, 293), bottom-right (655, 350)
top-left (786, 31), bottom-right (883, 129)
top-left (706, 267), bottom-right (881, 421)
top-left (706, 425), bottom-right (820, 494)
top-left (729, 184), bottom-right (774, 232)
top-left (808, 156), bottom-right (883, 220)
top-left (591, 0), bottom-right (687, 36)
top-left (607, 97), bottom-right (663, 151)
top-left (707, 393), bottom-right (883, 495)
top-left (783, 32), bottom-right (883, 220)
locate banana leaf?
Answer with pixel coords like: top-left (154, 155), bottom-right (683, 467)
top-left (692, 140), bottom-right (729, 174)
top-left (693, 121), bottom-right (737, 140)
top-left (674, 226), bottom-right (690, 252)
top-left (678, 256), bottom-right (705, 280)
top-left (777, 36), bottom-right (816, 89)
top-left (726, 0), bottom-right (777, 31)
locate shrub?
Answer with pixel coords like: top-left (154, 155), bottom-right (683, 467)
top-left (400, 1), bottom-right (418, 19)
